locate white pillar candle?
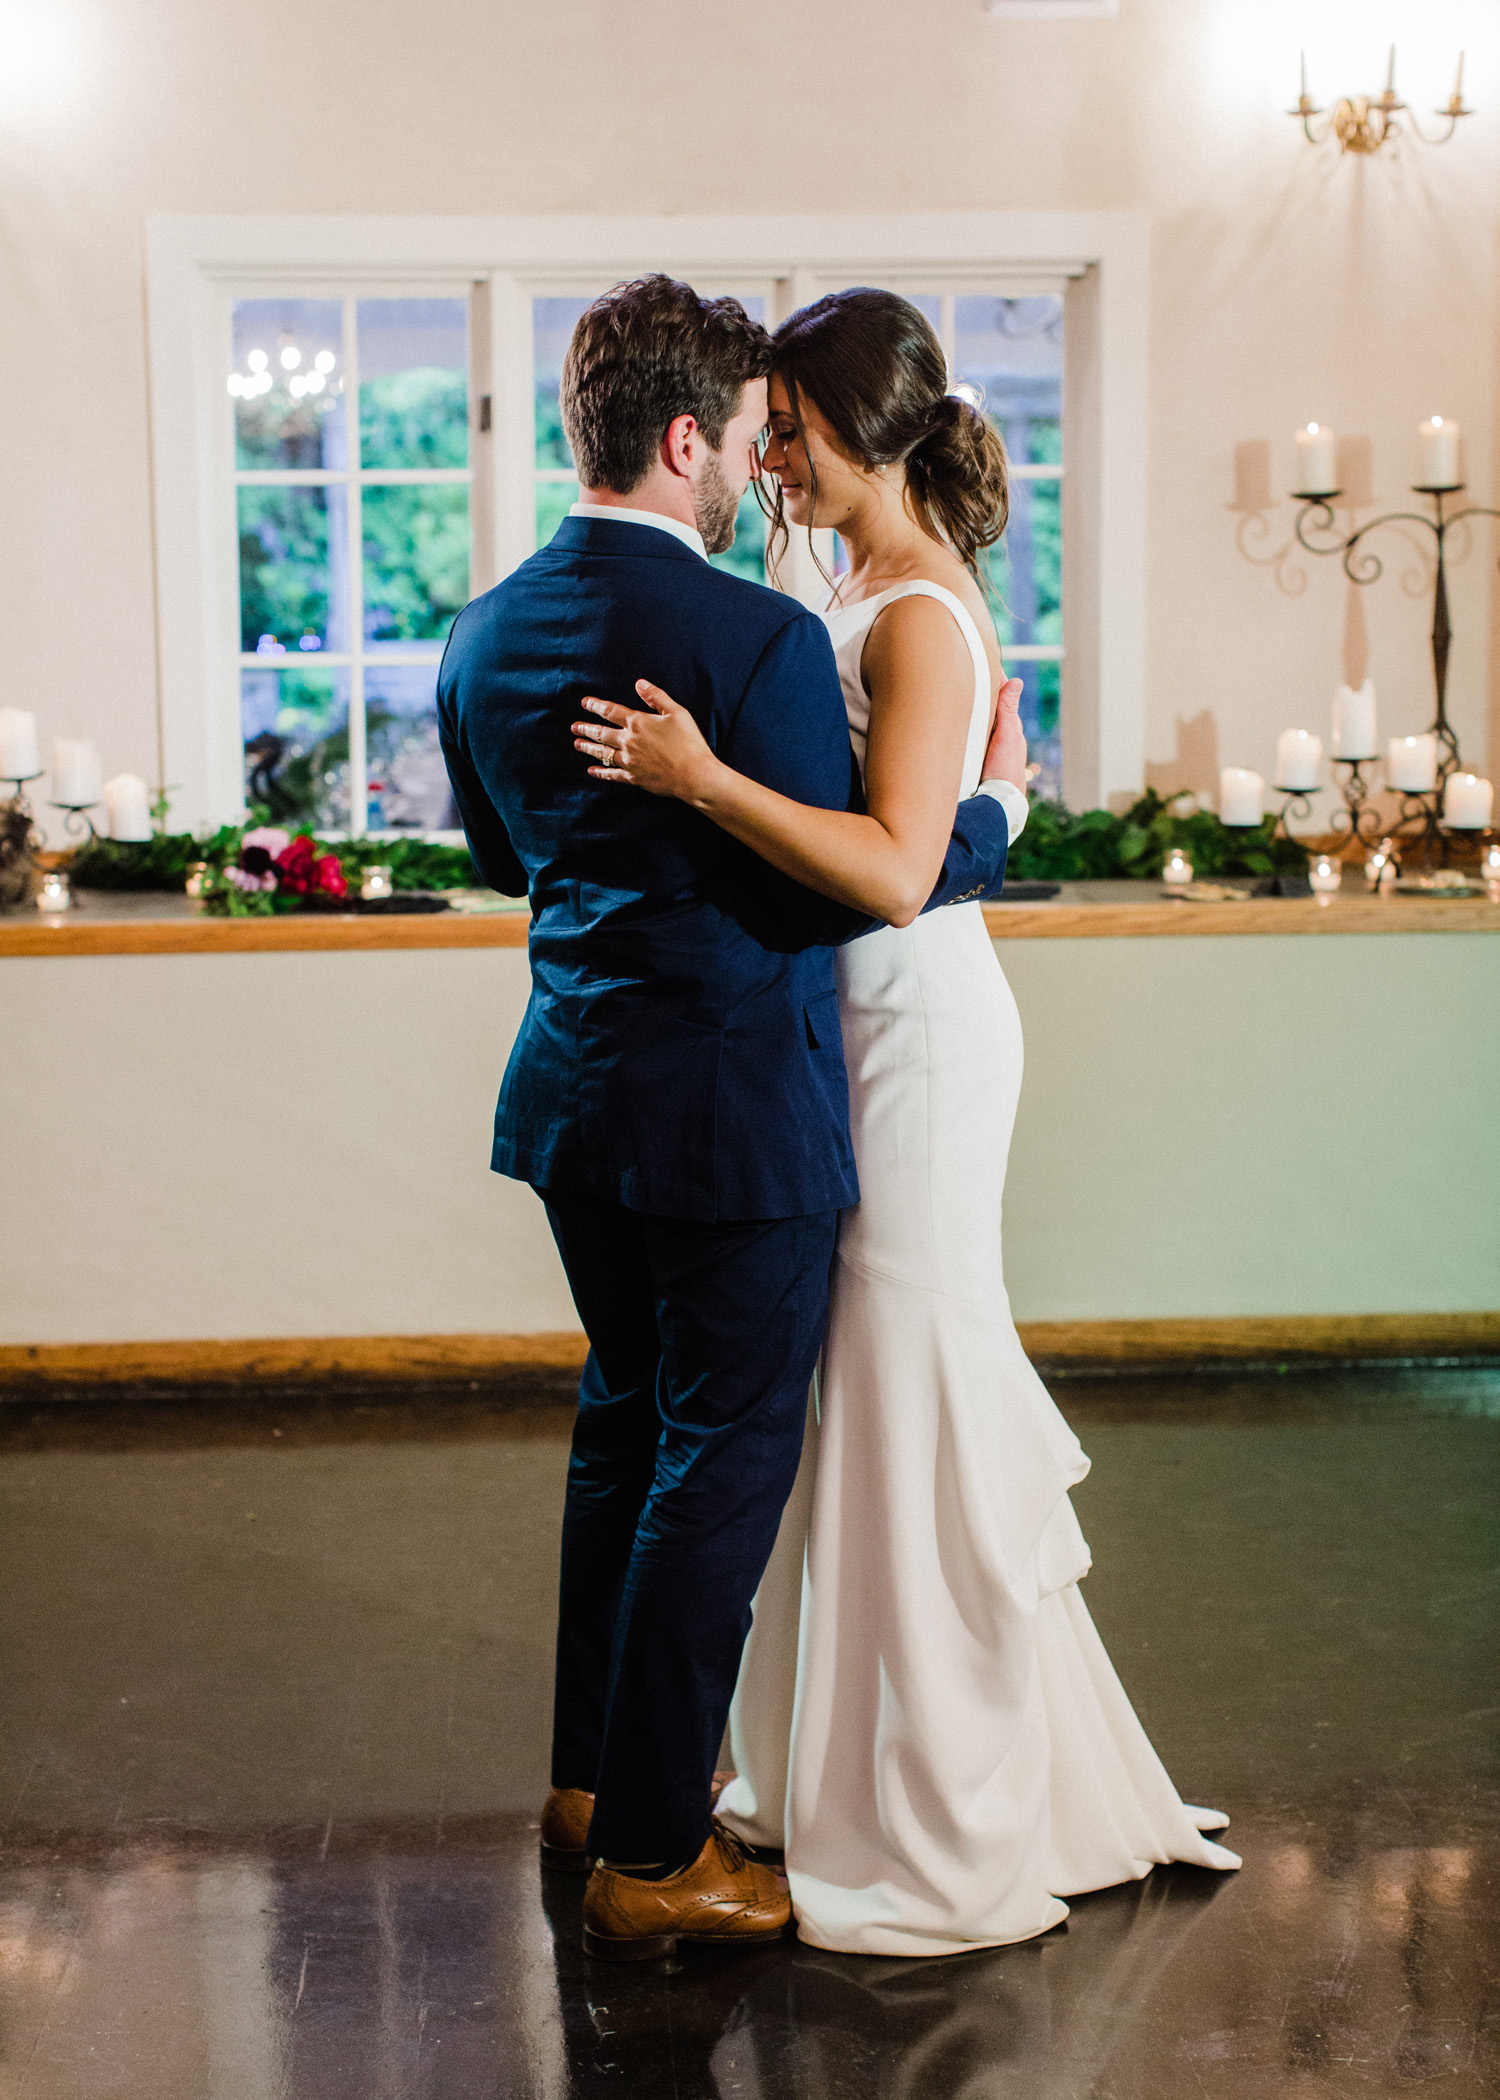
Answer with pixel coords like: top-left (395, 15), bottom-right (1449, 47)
top-left (1387, 734), bottom-right (1437, 793)
top-left (1219, 768), bottom-right (1264, 826)
top-left (103, 773), bottom-right (152, 841)
top-left (1294, 424), bottom-right (1338, 496)
top-left (1275, 729), bottom-right (1322, 791)
top-left (0, 707), bottom-right (40, 779)
top-left (1443, 773), bottom-right (1493, 829)
top-left (1418, 416), bottom-right (1461, 489)
top-left (1331, 680), bottom-right (1377, 760)
top-left (50, 738), bottom-right (103, 805)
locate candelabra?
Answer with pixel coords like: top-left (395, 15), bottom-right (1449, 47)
top-left (1292, 482), bottom-right (1499, 867)
top-left (47, 797), bottom-right (101, 841)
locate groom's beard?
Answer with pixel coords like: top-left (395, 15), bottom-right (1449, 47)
top-left (693, 453), bottom-right (741, 555)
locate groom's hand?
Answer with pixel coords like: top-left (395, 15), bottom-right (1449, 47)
top-left (980, 677), bottom-right (1028, 794)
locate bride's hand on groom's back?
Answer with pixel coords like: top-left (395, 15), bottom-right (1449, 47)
top-left (573, 682), bottom-right (720, 803)
top-left (981, 677), bottom-right (1028, 794)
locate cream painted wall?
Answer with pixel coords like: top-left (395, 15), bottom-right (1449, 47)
top-left (2, 0), bottom-right (1497, 831)
top-left (7, 936), bottom-right (1497, 1347)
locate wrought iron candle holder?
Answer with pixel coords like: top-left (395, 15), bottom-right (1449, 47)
top-left (1292, 480), bottom-right (1500, 868)
top-left (47, 797), bottom-right (101, 842)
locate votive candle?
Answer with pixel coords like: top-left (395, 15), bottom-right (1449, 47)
top-left (1331, 681), bottom-right (1377, 761)
top-left (36, 870), bottom-right (71, 914)
top-left (1219, 768), bottom-right (1264, 826)
top-left (1418, 415), bottom-right (1461, 489)
top-left (1443, 773), bottom-right (1493, 829)
top-left (1275, 729), bottom-right (1322, 791)
top-left (1295, 424), bottom-right (1338, 495)
top-left (1387, 733), bottom-right (1438, 793)
top-left (1309, 853), bottom-right (1342, 895)
top-left (361, 864), bottom-right (395, 902)
top-left (1162, 848), bottom-right (1193, 887)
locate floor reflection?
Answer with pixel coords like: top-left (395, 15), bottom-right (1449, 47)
top-left (1, 1802), bottom-right (1495, 2098)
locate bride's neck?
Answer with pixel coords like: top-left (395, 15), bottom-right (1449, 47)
top-left (834, 477), bottom-right (934, 591)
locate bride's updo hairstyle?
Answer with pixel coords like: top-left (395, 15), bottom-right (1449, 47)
top-left (765, 288), bottom-right (1009, 589)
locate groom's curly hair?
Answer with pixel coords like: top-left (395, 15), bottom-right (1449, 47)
top-left (560, 275), bottom-right (772, 494)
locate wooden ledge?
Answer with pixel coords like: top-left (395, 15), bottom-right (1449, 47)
top-left (3, 890), bottom-right (1498, 957)
top-left (2, 1313), bottom-right (1495, 1392)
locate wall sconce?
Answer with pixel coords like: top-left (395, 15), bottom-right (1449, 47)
top-left (1290, 46), bottom-right (1471, 155)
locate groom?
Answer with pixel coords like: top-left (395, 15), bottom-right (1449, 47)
top-left (438, 276), bottom-right (1024, 1962)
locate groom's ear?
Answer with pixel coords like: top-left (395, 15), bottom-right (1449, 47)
top-left (661, 412), bottom-right (703, 480)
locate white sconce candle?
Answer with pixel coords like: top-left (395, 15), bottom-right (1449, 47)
top-left (1443, 773), bottom-right (1493, 829)
top-left (1294, 423), bottom-right (1338, 495)
top-left (360, 864), bottom-right (395, 902)
top-left (1275, 729), bottom-right (1322, 790)
top-left (36, 870), bottom-right (72, 914)
top-left (1418, 416), bottom-right (1461, 489)
top-left (1162, 848), bottom-right (1193, 888)
top-left (1219, 768), bottom-right (1264, 826)
top-left (50, 739), bottom-right (103, 806)
top-left (103, 773), bottom-right (152, 841)
top-left (0, 707), bottom-right (40, 780)
top-left (1387, 733), bottom-right (1438, 792)
top-left (1331, 680), bottom-right (1377, 760)
top-left (1308, 853), bottom-right (1342, 896)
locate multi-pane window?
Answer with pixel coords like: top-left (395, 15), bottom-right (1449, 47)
top-left (231, 296), bottom-right (470, 834)
top-left (228, 279), bottom-right (1063, 831)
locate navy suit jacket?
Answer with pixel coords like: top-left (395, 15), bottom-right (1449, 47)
top-left (437, 515), bottom-right (1010, 1222)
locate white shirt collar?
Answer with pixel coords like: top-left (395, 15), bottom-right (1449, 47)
top-left (569, 502), bottom-right (707, 562)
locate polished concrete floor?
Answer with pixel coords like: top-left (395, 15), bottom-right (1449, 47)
top-left (1, 1363), bottom-right (1496, 2096)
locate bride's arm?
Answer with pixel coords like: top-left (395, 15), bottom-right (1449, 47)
top-left (576, 597), bottom-right (997, 928)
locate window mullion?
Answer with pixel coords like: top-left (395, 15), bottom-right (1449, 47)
top-left (342, 293), bottom-right (367, 838)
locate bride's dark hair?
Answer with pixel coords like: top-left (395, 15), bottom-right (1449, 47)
top-left (762, 288), bottom-right (1010, 592)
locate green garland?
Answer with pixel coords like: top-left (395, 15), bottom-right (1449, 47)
top-left (1006, 790), bottom-right (1309, 883)
top-left (65, 790), bottom-right (1309, 902)
top-left (67, 827), bottom-right (478, 899)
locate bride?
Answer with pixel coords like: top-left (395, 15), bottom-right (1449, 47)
top-left (571, 287), bottom-right (1239, 1957)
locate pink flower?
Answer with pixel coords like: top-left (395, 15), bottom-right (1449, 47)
top-left (243, 827), bottom-right (290, 859)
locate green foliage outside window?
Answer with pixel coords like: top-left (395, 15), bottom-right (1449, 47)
top-left (362, 486), bottom-right (469, 642)
top-left (361, 370), bottom-right (468, 470)
top-left (239, 488), bottom-right (332, 651)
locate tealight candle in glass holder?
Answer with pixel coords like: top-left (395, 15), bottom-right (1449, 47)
top-left (1364, 838), bottom-right (1398, 892)
top-left (36, 870), bottom-right (71, 914)
top-left (1309, 853), bottom-right (1342, 899)
top-left (184, 862), bottom-right (208, 906)
top-left (1162, 848), bottom-right (1193, 888)
top-left (1482, 841), bottom-right (1500, 896)
top-left (361, 864), bottom-right (395, 902)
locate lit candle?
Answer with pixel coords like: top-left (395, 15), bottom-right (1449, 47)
top-left (50, 738), bottom-right (103, 806)
top-left (361, 864), bottom-right (395, 902)
top-left (1162, 848), bottom-right (1193, 887)
top-left (103, 773), bottom-right (152, 841)
top-left (0, 707), bottom-right (40, 780)
top-left (1387, 733), bottom-right (1437, 793)
top-left (1418, 416), bottom-right (1461, 489)
top-left (1308, 853), bottom-right (1342, 896)
top-left (1275, 729), bottom-right (1322, 791)
top-left (1443, 773), bottom-right (1493, 829)
top-left (1294, 423), bottom-right (1338, 496)
top-left (1331, 680), bottom-right (1377, 760)
top-left (1482, 841), bottom-right (1500, 887)
top-left (1219, 768), bottom-right (1264, 826)
top-left (36, 870), bottom-right (72, 914)
top-left (1364, 838), bottom-right (1398, 891)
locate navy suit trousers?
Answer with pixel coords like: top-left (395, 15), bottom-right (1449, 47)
top-left (540, 1189), bottom-right (839, 1866)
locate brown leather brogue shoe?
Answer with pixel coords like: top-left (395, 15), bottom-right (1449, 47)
top-left (540, 1787), bottom-right (595, 1873)
top-left (581, 1820), bottom-right (791, 1963)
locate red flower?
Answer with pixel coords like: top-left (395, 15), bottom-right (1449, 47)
top-left (313, 853), bottom-right (348, 899)
top-left (274, 835), bottom-right (317, 894)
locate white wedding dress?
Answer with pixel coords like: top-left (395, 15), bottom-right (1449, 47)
top-left (716, 581), bottom-right (1239, 1957)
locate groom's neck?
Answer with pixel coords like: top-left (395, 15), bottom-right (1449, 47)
top-left (579, 468), bottom-right (699, 535)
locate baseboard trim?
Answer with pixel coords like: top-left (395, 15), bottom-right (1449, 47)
top-left (1, 1313), bottom-right (1497, 1392)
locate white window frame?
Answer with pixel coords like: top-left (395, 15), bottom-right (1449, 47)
top-left (147, 212), bottom-right (1147, 826)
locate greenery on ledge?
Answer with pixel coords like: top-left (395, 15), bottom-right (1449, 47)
top-left (66, 828), bottom-right (478, 895)
top-left (1005, 790), bottom-right (1310, 884)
